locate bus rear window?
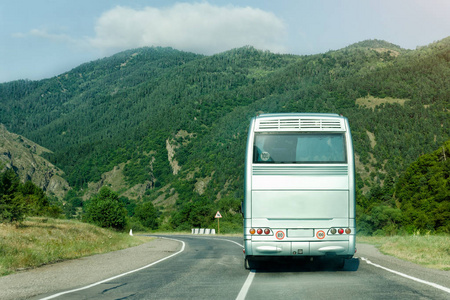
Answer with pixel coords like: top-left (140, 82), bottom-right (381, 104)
top-left (253, 133), bottom-right (347, 164)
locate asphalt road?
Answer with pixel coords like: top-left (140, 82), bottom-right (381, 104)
top-left (2, 235), bottom-right (449, 299)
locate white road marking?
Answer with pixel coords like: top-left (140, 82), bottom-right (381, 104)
top-left (220, 238), bottom-right (244, 248)
top-left (361, 257), bottom-right (450, 294)
top-left (192, 236), bottom-right (244, 248)
top-left (218, 237), bottom-right (254, 300)
top-left (236, 270), bottom-right (256, 300)
top-left (39, 237), bottom-right (186, 300)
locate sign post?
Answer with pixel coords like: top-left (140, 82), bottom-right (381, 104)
top-left (215, 211), bottom-right (222, 234)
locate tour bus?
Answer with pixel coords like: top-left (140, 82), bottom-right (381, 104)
top-left (243, 113), bottom-right (356, 269)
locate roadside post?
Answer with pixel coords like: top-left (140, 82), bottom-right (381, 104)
top-left (215, 211), bottom-right (222, 234)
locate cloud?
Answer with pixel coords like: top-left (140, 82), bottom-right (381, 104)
top-left (89, 2), bottom-right (287, 55)
top-left (29, 29), bottom-right (76, 43)
top-left (12, 28), bottom-right (87, 48)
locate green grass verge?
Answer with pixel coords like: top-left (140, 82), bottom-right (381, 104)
top-left (0, 217), bottom-right (152, 276)
top-left (358, 235), bottom-right (450, 271)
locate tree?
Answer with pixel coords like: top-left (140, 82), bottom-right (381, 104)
top-left (83, 187), bottom-right (128, 230)
top-left (20, 180), bottom-right (50, 216)
top-left (0, 170), bottom-right (27, 223)
top-left (134, 201), bottom-right (159, 229)
top-left (0, 169), bottom-right (20, 196)
top-left (395, 140), bottom-right (450, 233)
top-left (0, 169), bottom-right (63, 222)
top-left (169, 198), bottom-right (214, 230)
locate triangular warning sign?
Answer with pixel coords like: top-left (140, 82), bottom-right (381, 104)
top-left (215, 211), bottom-right (222, 218)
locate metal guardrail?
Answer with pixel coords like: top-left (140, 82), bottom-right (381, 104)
top-left (191, 228), bottom-right (216, 234)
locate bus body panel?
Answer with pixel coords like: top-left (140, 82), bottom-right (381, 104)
top-left (244, 113), bottom-right (356, 263)
top-left (251, 190), bottom-right (349, 220)
top-left (252, 169), bottom-right (349, 190)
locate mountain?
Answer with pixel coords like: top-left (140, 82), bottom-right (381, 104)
top-left (0, 124), bottom-right (69, 199)
top-left (0, 38), bottom-right (449, 232)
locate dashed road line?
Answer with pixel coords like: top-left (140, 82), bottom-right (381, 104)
top-left (236, 270), bottom-right (256, 300)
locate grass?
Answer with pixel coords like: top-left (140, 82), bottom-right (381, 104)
top-left (358, 235), bottom-right (450, 271)
top-left (0, 217), bottom-right (152, 276)
top-left (356, 95), bottom-right (408, 109)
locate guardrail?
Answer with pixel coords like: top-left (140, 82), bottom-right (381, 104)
top-left (191, 228), bottom-right (216, 234)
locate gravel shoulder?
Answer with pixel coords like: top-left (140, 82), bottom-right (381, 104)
top-left (356, 243), bottom-right (450, 290)
top-left (0, 237), bottom-right (181, 300)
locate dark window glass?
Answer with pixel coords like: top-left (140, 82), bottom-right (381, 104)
top-left (253, 133), bottom-right (347, 163)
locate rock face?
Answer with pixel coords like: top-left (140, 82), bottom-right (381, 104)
top-left (0, 124), bottom-right (70, 199)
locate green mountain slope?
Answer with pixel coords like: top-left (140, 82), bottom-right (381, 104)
top-left (395, 140), bottom-right (450, 233)
top-left (0, 38), bottom-right (449, 233)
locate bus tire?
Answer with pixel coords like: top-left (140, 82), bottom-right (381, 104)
top-left (337, 257), bottom-right (346, 269)
top-left (244, 256), bottom-right (254, 270)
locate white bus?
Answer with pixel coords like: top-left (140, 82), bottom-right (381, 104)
top-left (243, 113), bottom-right (356, 269)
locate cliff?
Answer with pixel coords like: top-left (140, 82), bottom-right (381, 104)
top-left (0, 124), bottom-right (70, 199)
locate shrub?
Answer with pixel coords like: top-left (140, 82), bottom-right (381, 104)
top-left (0, 193), bottom-right (27, 223)
top-left (127, 218), bottom-right (148, 232)
top-left (83, 187), bottom-right (128, 231)
top-left (134, 201), bottom-right (160, 230)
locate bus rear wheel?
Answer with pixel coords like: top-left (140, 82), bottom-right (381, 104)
top-left (244, 256), bottom-right (255, 270)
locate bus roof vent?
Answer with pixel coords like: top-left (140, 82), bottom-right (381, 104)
top-left (256, 117), bottom-right (345, 131)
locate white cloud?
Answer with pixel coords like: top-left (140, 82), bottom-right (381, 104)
top-left (12, 28), bottom-right (87, 48)
top-left (89, 2), bottom-right (287, 55)
top-left (29, 29), bottom-right (76, 43)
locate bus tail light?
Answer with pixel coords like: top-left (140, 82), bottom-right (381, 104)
top-left (328, 228), bottom-right (352, 235)
top-left (249, 228), bottom-right (272, 235)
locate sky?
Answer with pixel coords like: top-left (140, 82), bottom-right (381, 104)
top-left (1, 0), bottom-right (449, 83)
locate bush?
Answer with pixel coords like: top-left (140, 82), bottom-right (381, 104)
top-left (0, 193), bottom-right (27, 223)
top-left (169, 199), bottom-right (214, 230)
top-left (134, 201), bottom-right (160, 230)
top-left (216, 220), bottom-right (243, 234)
top-left (127, 218), bottom-right (149, 232)
top-left (83, 187), bottom-right (128, 231)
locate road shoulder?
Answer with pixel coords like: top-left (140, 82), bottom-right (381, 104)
top-left (0, 237), bottom-right (181, 300)
top-left (356, 243), bottom-right (450, 290)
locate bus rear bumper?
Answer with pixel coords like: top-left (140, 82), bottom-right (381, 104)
top-left (247, 240), bottom-right (354, 257)
top-left (254, 245), bottom-right (284, 253)
top-left (316, 245), bottom-right (346, 253)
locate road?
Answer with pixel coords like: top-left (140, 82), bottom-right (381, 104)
top-left (29, 235), bottom-right (450, 299)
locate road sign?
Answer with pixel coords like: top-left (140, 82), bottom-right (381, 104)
top-left (276, 231), bottom-right (285, 240)
top-left (316, 230), bottom-right (325, 239)
top-left (215, 211), bottom-right (222, 234)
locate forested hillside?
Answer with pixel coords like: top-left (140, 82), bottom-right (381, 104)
top-left (0, 38), bottom-right (449, 234)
